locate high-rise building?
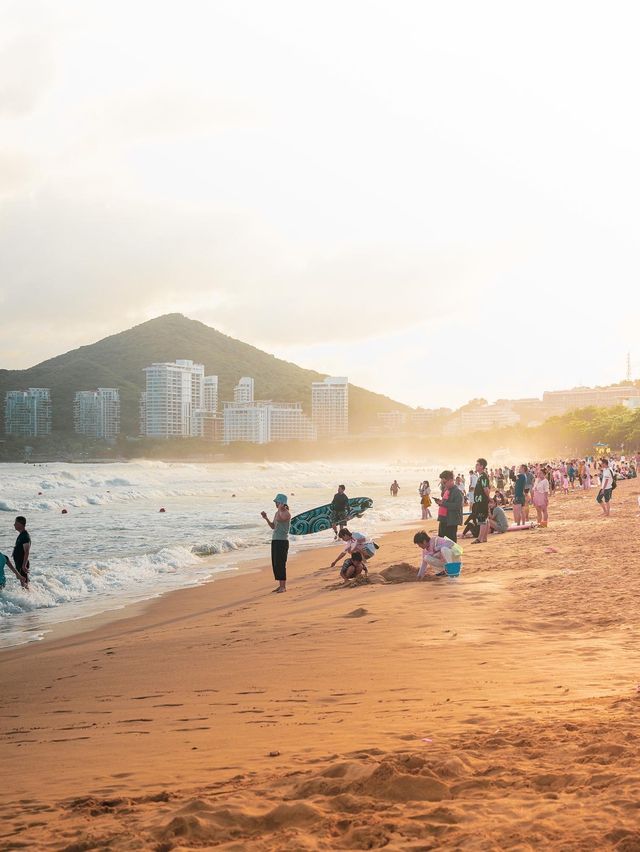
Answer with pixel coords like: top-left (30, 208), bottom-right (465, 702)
top-left (73, 388), bottom-right (120, 440)
top-left (141, 360), bottom-right (205, 438)
top-left (4, 388), bottom-right (52, 437)
top-left (223, 401), bottom-right (316, 444)
top-left (312, 377), bottom-right (348, 438)
top-left (203, 376), bottom-right (219, 413)
top-left (234, 377), bottom-right (255, 404)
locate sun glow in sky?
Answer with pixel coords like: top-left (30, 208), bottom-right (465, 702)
top-left (1, 0), bottom-right (638, 408)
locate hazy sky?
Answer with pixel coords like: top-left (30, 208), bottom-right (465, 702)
top-left (1, 0), bottom-right (638, 408)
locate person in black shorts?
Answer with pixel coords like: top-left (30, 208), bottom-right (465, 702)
top-left (330, 484), bottom-right (350, 538)
top-left (472, 459), bottom-right (491, 544)
top-left (13, 516), bottom-right (31, 587)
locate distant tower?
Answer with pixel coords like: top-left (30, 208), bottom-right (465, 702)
top-left (626, 352), bottom-right (632, 383)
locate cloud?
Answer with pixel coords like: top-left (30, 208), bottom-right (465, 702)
top-left (0, 34), bottom-right (54, 118)
top-left (0, 185), bottom-right (508, 368)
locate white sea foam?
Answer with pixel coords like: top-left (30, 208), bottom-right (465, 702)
top-left (0, 459), bottom-right (451, 647)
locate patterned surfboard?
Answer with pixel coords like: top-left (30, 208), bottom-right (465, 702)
top-left (289, 497), bottom-right (374, 536)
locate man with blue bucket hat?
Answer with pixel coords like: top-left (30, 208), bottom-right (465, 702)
top-left (261, 494), bottom-right (291, 594)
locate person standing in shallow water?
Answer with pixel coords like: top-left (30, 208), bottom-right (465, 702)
top-left (261, 494), bottom-right (291, 594)
top-left (12, 516), bottom-right (30, 588)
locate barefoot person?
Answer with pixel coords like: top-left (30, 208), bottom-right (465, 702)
top-left (413, 530), bottom-right (460, 579)
top-left (330, 484), bottom-right (350, 537)
top-left (512, 465), bottom-right (527, 525)
top-left (433, 470), bottom-right (463, 542)
top-left (12, 516), bottom-right (31, 587)
top-left (261, 494), bottom-right (291, 593)
top-left (0, 551), bottom-right (26, 590)
top-left (532, 468), bottom-right (550, 527)
top-left (597, 458), bottom-right (614, 517)
top-left (338, 551), bottom-right (368, 584)
top-left (471, 459), bottom-right (491, 544)
top-left (330, 528), bottom-right (376, 570)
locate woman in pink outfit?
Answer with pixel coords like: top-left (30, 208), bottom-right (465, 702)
top-left (583, 462), bottom-right (592, 489)
top-left (532, 468), bottom-right (550, 527)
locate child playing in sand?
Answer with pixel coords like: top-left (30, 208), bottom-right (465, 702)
top-left (330, 528), bottom-right (377, 571)
top-left (413, 531), bottom-right (461, 579)
top-left (339, 551), bottom-right (368, 583)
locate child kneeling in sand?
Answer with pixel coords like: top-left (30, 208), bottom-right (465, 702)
top-left (413, 531), bottom-right (460, 579)
top-left (339, 551), bottom-right (368, 583)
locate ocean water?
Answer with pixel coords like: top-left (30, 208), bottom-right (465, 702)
top-left (0, 460), bottom-right (449, 648)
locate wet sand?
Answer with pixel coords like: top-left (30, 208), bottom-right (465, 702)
top-left (2, 481), bottom-right (640, 850)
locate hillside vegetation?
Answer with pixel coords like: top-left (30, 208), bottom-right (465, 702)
top-left (0, 314), bottom-right (409, 435)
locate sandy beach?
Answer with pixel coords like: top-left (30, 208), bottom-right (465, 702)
top-left (2, 481), bottom-right (640, 850)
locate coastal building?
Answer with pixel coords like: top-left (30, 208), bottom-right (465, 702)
top-left (73, 388), bottom-right (120, 440)
top-left (312, 377), bottom-right (349, 438)
top-left (443, 402), bottom-right (520, 436)
top-left (410, 408), bottom-right (453, 434)
top-left (234, 377), bottom-right (254, 404)
top-left (200, 413), bottom-right (224, 441)
top-left (542, 384), bottom-right (640, 415)
top-left (377, 410), bottom-right (408, 430)
top-left (141, 360), bottom-right (205, 438)
top-left (4, 388), bottom-right (52, 437)
top-left (223, 401), bottom-right (316, 444)
top-left (203, 375), bottom-right (219, 413)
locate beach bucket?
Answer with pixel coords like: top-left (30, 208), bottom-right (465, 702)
top-left (445, 562), bottom-right (462, 578)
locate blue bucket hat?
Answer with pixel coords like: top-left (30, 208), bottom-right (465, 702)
top-left (274, 493), bottom-right (288, 505)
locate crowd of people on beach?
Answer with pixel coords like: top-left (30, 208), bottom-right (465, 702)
top-left (258, 452), bottom-right (638, 591)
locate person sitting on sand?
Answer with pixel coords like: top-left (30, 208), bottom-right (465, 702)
top-left (339, 551), bottom-right (368, 583)
top-left (329, 528), bottom-right (376, 570)
top-left (462, 508), bottom-right (480, 539)
top-left (413, 530), bottom-right (459, 579)
top-left (487, 498), bottom-right (510, 534)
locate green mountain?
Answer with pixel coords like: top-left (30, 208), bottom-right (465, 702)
top-left (0, 314), bottom-right (410, 436)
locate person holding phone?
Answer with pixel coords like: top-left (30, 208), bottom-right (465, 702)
top-left (261, 494), bottom-right (291, 594)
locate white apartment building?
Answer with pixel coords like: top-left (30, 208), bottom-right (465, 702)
top-left (234, 377), bottom-right (254, 404)
top-left (223, 401), bottom-right (316, 444)
top-left (376, 410), bottom-right (408, 432)
top-left (141, 360), bottom-right (205, 438)
top-left (203, 376), bottom-right (219, 413)
top-left (543, 384), bottom-right (640, 415)
top-left (312, 377), bottom-right (348, 438)
top-left (444, 403), bottom-right (520, 436)
top-left (5, 388), bottom-right (52, 437)
top-left (74, 388), bottom-right (120, 440)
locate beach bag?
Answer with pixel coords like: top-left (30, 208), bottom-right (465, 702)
top-left (611, 472), bottom-right (617, 490)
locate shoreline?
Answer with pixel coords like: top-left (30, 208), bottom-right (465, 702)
top-left (3, 481), bottom-right (640, 849)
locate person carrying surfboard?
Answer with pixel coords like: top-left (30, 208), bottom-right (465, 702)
top-left (330, 485), bottom-right (350, 538)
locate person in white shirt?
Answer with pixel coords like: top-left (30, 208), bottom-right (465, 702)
top-left (597, 459), bottom-right (614, 517)
top-left (467, 469), bottom-right (477, 507)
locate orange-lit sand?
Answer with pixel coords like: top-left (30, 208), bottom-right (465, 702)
top-left (2, 482), bottom-right (640, 850)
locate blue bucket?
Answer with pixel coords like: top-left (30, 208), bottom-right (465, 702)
top-left (445, 562), bottom-right (461, 577)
